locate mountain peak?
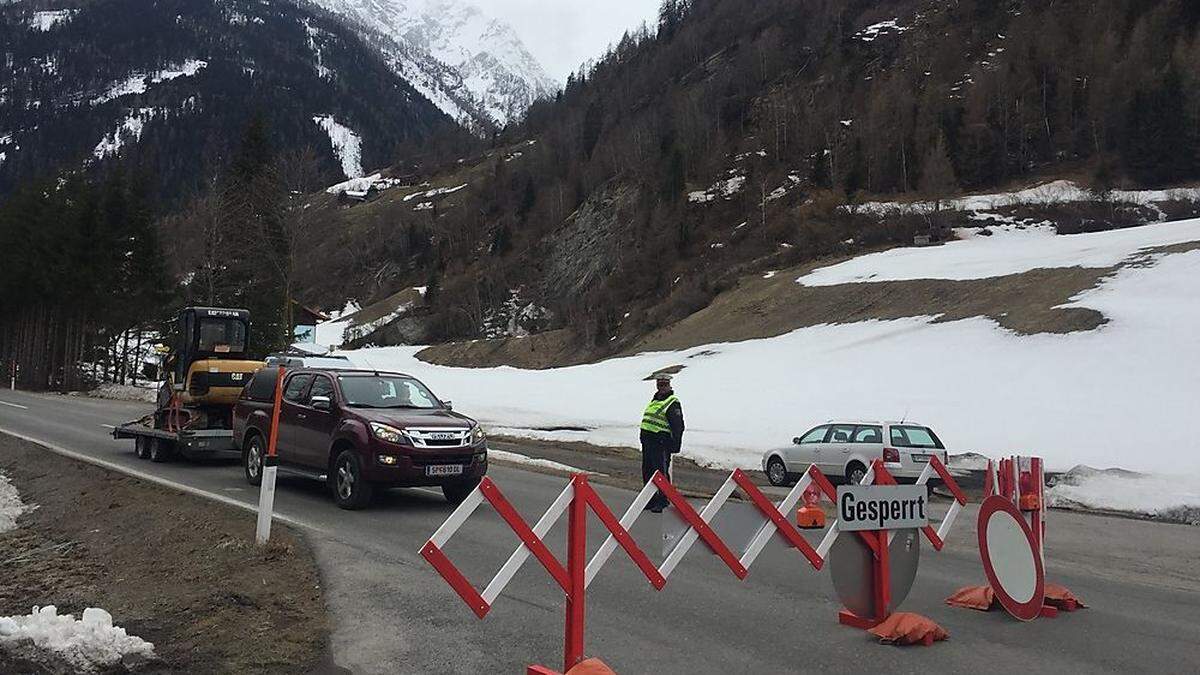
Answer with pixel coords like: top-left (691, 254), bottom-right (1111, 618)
top-left (314, 0), bottom-right (554, 128)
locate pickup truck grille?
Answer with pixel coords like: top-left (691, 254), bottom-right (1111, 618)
top-left (405, 428), bottom-right (471, 448)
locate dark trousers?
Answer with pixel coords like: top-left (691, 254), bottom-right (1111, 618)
top-left (641, 432), bottom-right (672, 509)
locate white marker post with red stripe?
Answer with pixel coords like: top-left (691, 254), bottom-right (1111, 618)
top-left (255, 365), bottom-right (285, 545)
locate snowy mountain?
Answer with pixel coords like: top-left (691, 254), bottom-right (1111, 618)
top-left (0, 0), bottom-right (461, 200)
top-left (311, 0), bottom-right (555, 128)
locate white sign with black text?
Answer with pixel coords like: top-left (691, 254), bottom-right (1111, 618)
top-left (837, 485), bottom-right (930, 531)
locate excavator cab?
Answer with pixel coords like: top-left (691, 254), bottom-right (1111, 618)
top-left (158, 307), bottom-right (263, 429)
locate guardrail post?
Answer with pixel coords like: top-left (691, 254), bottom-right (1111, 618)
top-left (256, 365), bottom-right (285, 545)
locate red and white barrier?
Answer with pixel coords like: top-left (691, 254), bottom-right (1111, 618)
top-left (421, 454), bottom-right (970, 667)
top-left (949, 455), bottom-right (1086, 620)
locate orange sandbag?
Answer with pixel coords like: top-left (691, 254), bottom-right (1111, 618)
top-left (1044, 584), bottom-right (1087, 610)
top-left (945, 585), bottom-right (997, 611)
top-left (566, 658), bottom-right (617, 675)
top-left (867, 612), bottom-right (949, 646)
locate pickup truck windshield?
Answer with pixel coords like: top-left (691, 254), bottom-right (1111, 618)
top-left (338, 375), bottom-right (441, 409)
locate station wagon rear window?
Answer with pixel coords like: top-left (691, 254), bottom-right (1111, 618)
top-left (889, 425), bottom-right (944, 449)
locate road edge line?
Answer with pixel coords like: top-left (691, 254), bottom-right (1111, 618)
top-left (0, 426), bottom-right (320, 533)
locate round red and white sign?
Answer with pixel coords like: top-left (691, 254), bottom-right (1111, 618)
top-left (977, 495), bottom-right (1045, 621)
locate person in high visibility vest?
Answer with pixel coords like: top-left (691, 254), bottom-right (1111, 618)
top-left (640, 372), bottom-right (684, 513)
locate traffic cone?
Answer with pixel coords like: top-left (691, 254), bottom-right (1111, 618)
top-left (796, 483), bottom-right (825, 529)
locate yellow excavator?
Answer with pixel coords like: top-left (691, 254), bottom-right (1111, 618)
top-left (155, 307), bottom-right (265, 431)
top-left (114, 307), bottom-right (265, 462)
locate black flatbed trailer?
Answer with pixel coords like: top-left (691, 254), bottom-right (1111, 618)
top-left (112, 417), bottom-right (239, 462)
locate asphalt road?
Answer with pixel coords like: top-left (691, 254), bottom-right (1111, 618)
top-left (2, 389), bottom-right (1198, 674)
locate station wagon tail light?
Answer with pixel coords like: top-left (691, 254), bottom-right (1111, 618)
top-left (883, 447), bottom-right (900, 463)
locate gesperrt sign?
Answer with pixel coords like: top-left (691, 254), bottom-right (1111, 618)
top-left (837, 485), bottom-right (929, 531)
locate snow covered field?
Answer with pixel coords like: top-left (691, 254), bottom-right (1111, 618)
top-left (333, 219), bottom-right (1200, 516)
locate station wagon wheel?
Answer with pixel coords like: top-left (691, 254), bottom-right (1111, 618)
top-left (766, 456), bottom-right (789, 487)
top-left (845, 461), bottom-right (867, 486)
top-left (244, 435), bottom-right (264, 486)
top-left (332, 450), bottom-right (374, 510)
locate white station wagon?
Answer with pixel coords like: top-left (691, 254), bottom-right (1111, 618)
top-left (762, 420), bottom-right (950, 487)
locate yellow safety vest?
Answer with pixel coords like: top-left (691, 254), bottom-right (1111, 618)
top-left (641, 394), bottom-right (679, 435)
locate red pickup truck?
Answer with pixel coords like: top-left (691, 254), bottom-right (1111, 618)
top-left (232, 367), bottom-right (488, 509)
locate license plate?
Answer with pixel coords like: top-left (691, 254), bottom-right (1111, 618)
top-left (912, 454), bottom-right (930, 462)
top-left (426, 464), bottom-right (464, 477)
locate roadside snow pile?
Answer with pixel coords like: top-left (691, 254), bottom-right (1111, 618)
top-left (1048, 467), bottom-right (1200, 525)
top-left (338, 227), bottom-right (1200, 487)
top-left (313, 115), bottom-right (363, 179)
top-left (798, 217), bottom-right (1200, 285)
top-left (86, 383), bottom-right (156, 403)
top-left (1, 471), bottom-right (35, 533)
top-left (0, 606), bottom-right (155, 672)
top-left (948, 453), bottom-right (992, 473)
top-left (489, 450), bottom-right (605, 476)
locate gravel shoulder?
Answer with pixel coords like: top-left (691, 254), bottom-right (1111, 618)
top-left (0, 435), bottom-right (337, 673)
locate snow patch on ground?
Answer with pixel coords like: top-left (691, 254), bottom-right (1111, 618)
top-left (92, 108), bottom-right (163, 160)
top-left (855, 179), bottom-right (1200, 216)
top-left (798, 218), bottom-right (1200, 286)
top-left (312, 115), bottom-right (363, 179)
top-left (1, 472), bottom-right (35, 534)
top-left (28, 10), bottom-right (77, 31)
top-left (489, 449), bottom-right (605, 476)
top-left (0, 606), bottom-right (155, 672)
top-left (689, 174), bottom-right (747, 204)
top-left (86, 383), bottom-right (157, 404)
top-left (1048, 467), bottom-right (1200, 525)
top-left (948, 452), bottom-right (992, 472)
top-left (337, 240), bottom-right (1200, 487)
top-left (403, 183), bottom-right (468, 202)
top-left (313, 301), bottom-right (361, 351)
top-left (91, 61), bottom-right (207, 105)
top-left (855, 19), bottom-right (909, 42)
top-left (324, 173), bottom-right (406, 195)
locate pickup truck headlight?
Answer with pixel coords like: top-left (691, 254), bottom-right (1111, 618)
top-left (470, 425), bottom-right (486, 444)
top-left (370, 422), bottom-right (409, 445)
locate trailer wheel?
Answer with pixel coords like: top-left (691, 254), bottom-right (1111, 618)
top-left (135, 436), bottom-right (151, 460)
top-left (149, 437), bottom-right (174, 463)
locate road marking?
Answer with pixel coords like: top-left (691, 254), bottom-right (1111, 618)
top-left (0, 400), bottom-right (29, 410)
top-left (100, 424), bottom-right (116, 429)
top-left (0, 426), bottom-right (327, 535)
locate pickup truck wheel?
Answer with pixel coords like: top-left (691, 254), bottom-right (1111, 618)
top-left (332, 450), bottom-right (374, 510)
top-left (244, 435), bottom-right (265, 486)
top-left (845, 461), bottom-right (867, 486)
top-left (766, 456), bottom-right (789, 487)
top-left (149, 437), bottom-right (174, 463)
top-left (134, 436), bottom-right (151, 460)
top-left (442, 479), bottom-right (480, 505)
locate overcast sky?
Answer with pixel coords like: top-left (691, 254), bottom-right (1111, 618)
top-left (489, 0), bottom-right (663, 83)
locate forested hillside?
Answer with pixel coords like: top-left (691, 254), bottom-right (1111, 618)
top-left (287, 0), bottom-right (1200, 355)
